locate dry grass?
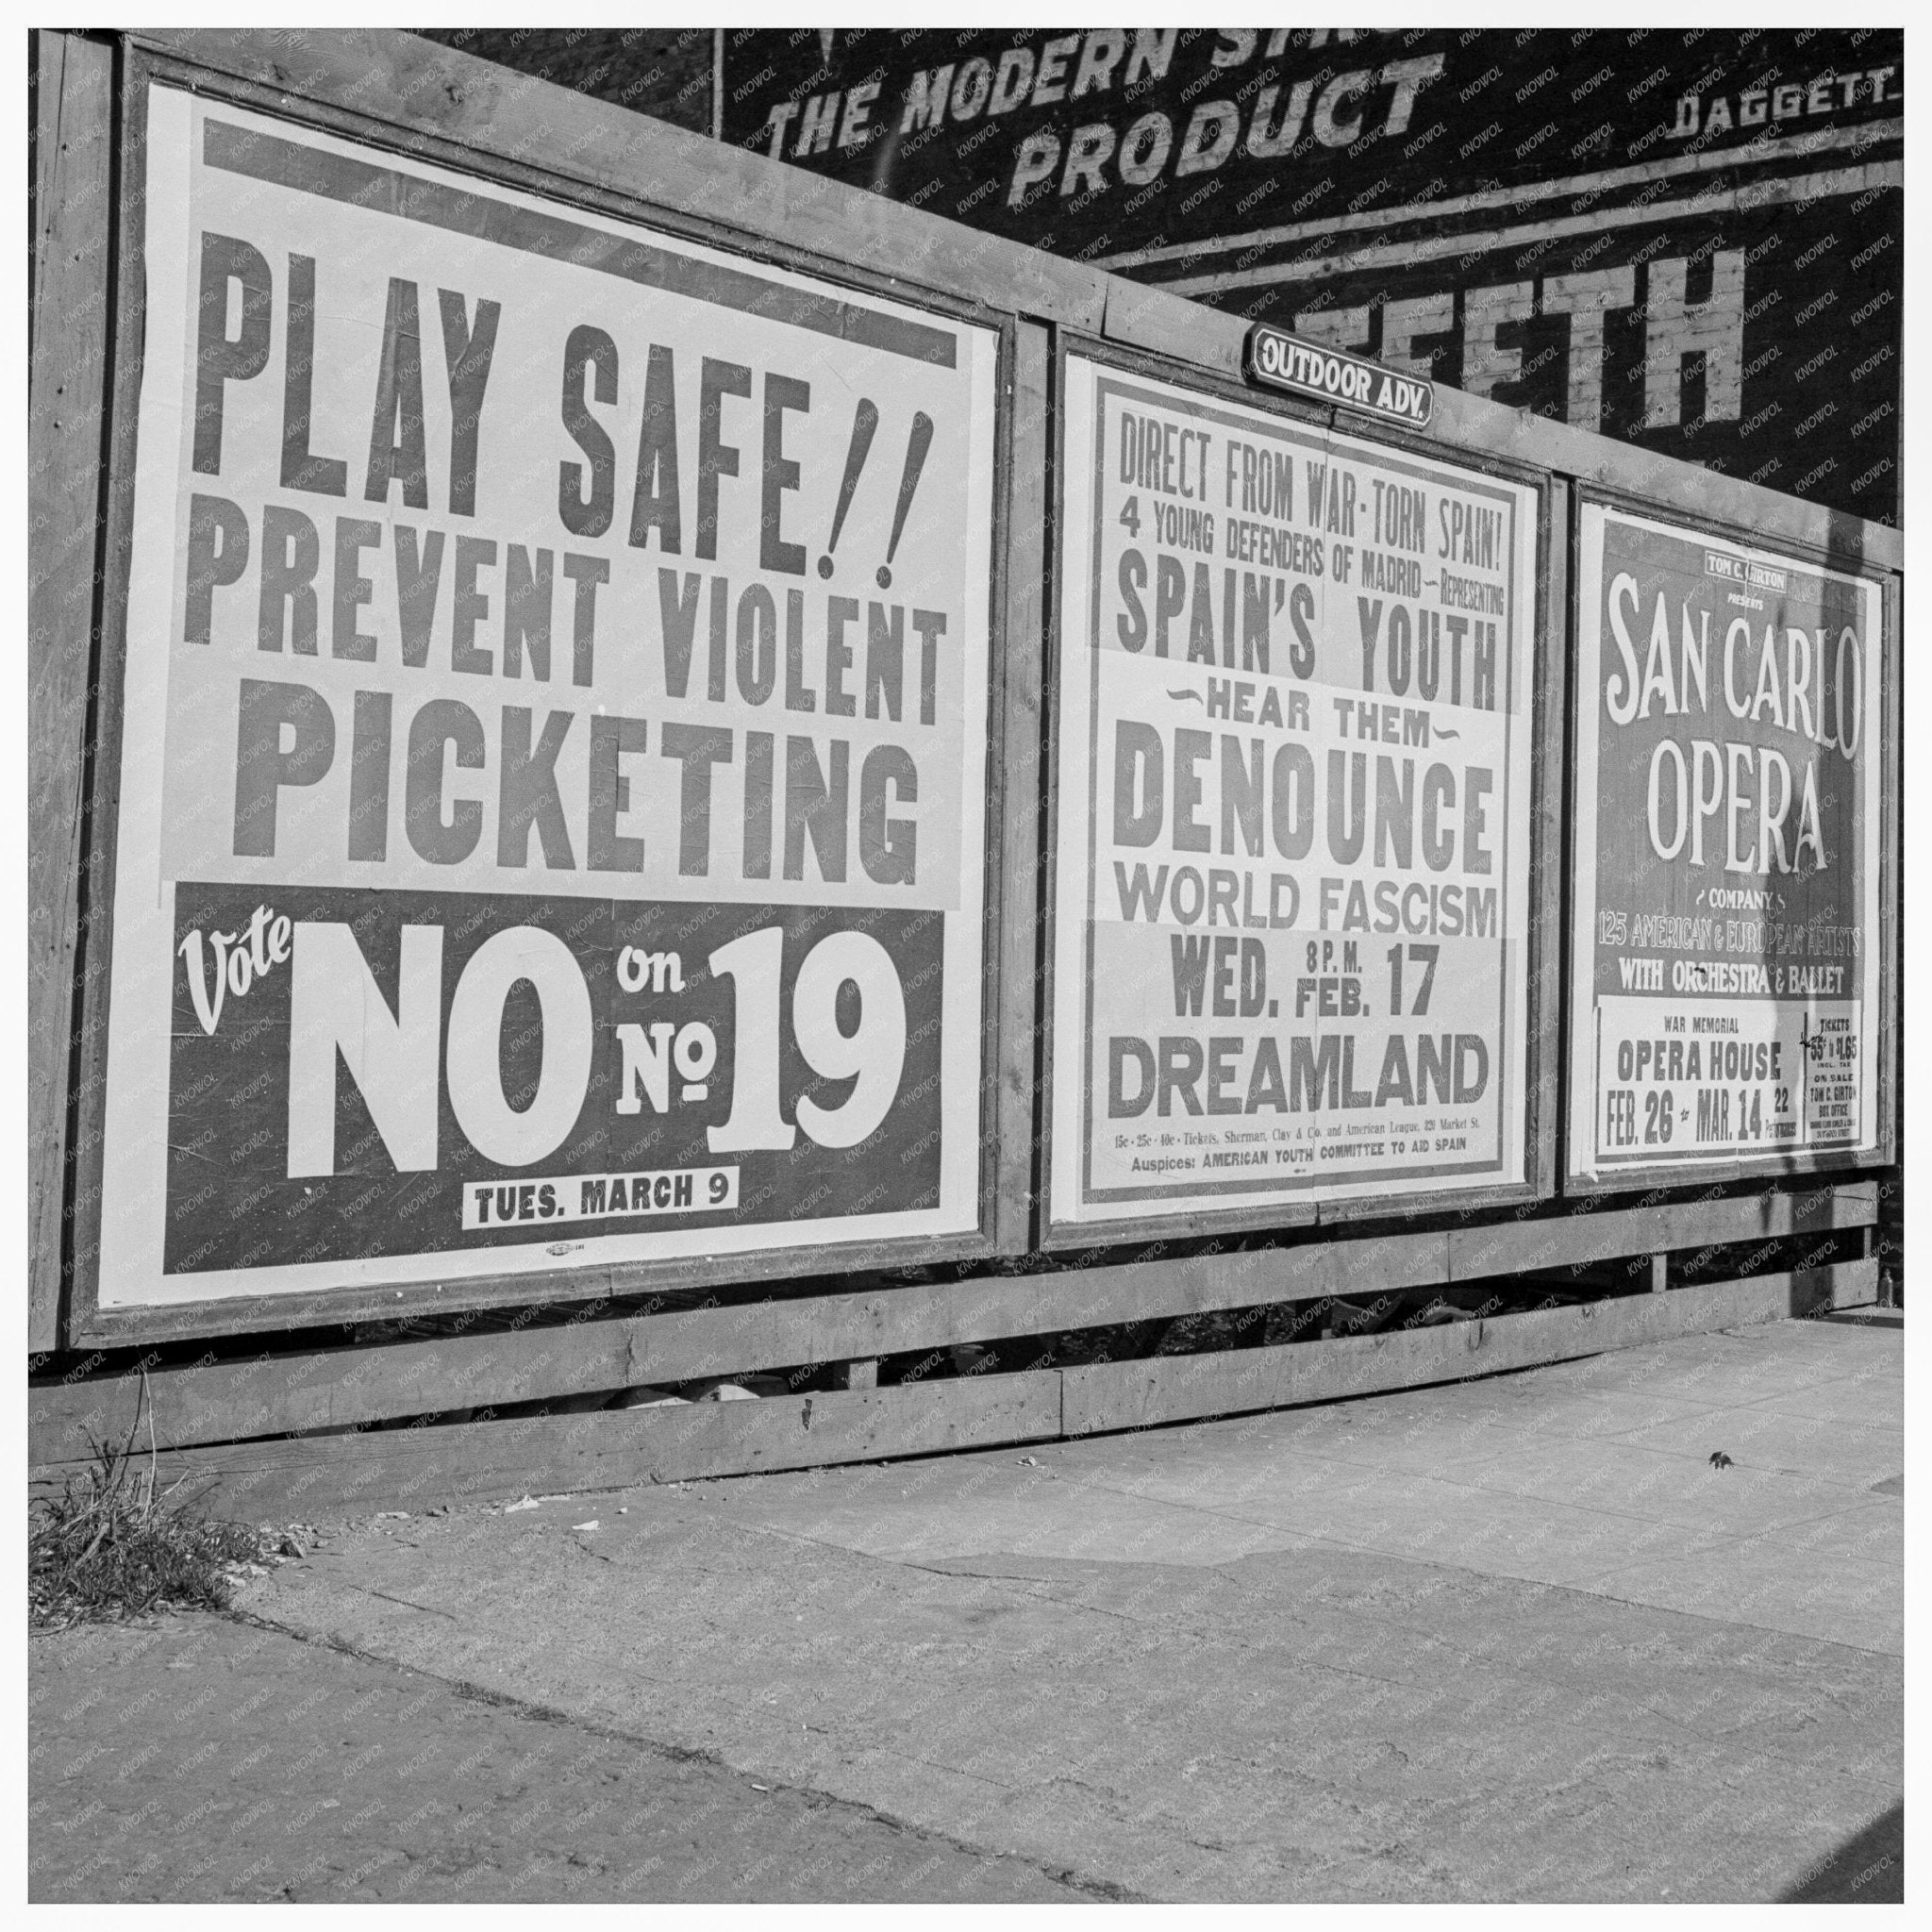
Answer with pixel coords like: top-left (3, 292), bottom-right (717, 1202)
top-left (28, 1393), bottom-right (269, 1630)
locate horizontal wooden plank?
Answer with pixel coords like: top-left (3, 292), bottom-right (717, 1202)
top-left (1101, 276), bottom-right (1247, 375)
top-left (1445, 1184), bottom-right (1875, 1280)
top-left (131, 28), bottom-right (1108, 331)
top-left (33, 1187), bottom-right (1880, 1459)
top-left (34, 1265), bottom-right (1874, 1519)
top-left (1060, 1260), bottom-right (1876, 1436)
top-left (31, 1372), bottom-right (1064, 1523)
top-left (1425, 384), bottom-right (1903, 575)
top-left (66, 1220), bottom-right (1011, 1349)
top-left (32, 1230), bottom-right (1449, 1459)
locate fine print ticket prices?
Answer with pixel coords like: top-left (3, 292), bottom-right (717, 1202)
top-left (1050, 356), bottom-right (1538, 1227)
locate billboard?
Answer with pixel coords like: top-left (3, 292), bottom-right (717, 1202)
top-left (1566, 504), bottom-right (1885, 1183)
top-left (95, 87), bottom-right (1000, 1314)
top-left (1047, 352), bottom-right (1540, 1231)
top-left (717, 27), bottom-right (1902, 526)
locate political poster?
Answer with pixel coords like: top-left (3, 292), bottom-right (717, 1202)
top-left (1567, 504), bottom-right (1885, 1181)
top-left (95, 88), bottom-right (999, 1313)
top-left (1048, 354), bottom-right (1539, 1230)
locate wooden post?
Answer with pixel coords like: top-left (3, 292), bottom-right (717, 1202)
top-left (988, 318), bottom-right (1051, 1256)
top-left (1650, 1253), bottom-right (1668, 1295)
top-left (28, 30), bottom-right (115, 1354)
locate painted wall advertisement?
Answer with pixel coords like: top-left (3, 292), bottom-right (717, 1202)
top-left (717, 28), bottom-right (1904, 526)
top-left (97, 89), bottom-right (998, 1311)
top-left (1567, 505), bottom-right (1884, 1180)
top-left (1049, 355), bottom-right (1539, 1229)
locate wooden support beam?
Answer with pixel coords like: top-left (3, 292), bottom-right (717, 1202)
top-left (28, 1229), bottom-right (1446, 1461)
top-left (28, 1189), bottom-right (1880, 1463)
top-left (1059, 1261), bottom-right (1877, 1438)
top-left (1426, 383), bottom-right (1905, 576)
top-left (1651, 1254), bottom-right (1669, 1295)
top-left (31, 1371), bottom-right (1064, 1524)
top-left (1101, 275), bottom-right (1248, 378)
top-left (988, 317), bottom-right (1051, 1257)
top-left (30, 1263), bottom-right (1875, 1520)
top-left (1444, 1183), bottom-right (1873, 1280)
top-left (28, 31), bottom-right (115, 1353)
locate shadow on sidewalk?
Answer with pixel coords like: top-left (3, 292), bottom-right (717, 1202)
top-left (1779, 1804), bottom-right (1903, 1903)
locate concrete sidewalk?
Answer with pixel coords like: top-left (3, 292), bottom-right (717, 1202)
top-left (33, 1315), bottom-right (1903, 1901)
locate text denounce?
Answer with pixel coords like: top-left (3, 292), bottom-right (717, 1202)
top-left (1049, 357), bottom-right (1538, 1226)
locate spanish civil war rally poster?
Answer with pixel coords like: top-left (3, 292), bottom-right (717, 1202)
top-left (1049, 355), bottom-right (1539, 1228)
top-left (97, 89), bottom-right (999, 1311)
top-left (1567, 505), bottom-right (1884, 1181)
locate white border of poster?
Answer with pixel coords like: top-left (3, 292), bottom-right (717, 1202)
top-left (1566, 501), bottom-right (1885, 1184)
top-left (1048, 352), bottom-right (1540, 1231)
top-left (94, 86), bottom-right (999, 1312)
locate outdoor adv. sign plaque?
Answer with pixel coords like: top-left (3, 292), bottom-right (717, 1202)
top-left (1567, 504), bottom-right (1885, 1182)
top-left (96, 89), bottom-right (999, 1312)
top-left (1048, 353), bottom-right (1538, 1230)
top-left (1244, 324), bottom-right (1434, 431)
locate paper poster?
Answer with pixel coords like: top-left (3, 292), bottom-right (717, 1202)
top-left (95, 88), bottom-right (998, 1309)
top-left (1049, 355), bottom-right (1538, 1227)
top-left (1568, 504), bottom-right (1884, 1179)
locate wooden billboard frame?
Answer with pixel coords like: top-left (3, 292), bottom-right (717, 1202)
top-left (29, 26), bottom-right (1904, 1375)
top-left (1033, 327), bottom-right (1566, 1250)
top-left (1558, 484), bottom-right (1903, 1196)
top-left (52, 33), bottom-right (1046, 1346)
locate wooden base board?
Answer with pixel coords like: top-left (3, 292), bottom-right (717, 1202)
top-left (31, 1370), bottom-right (1063, 1524)
top-left (30, 1185), bottom-right (1876, 1463)
top-left (1061, 1261), bottom-right (1874, 1435)
top-left (30, 1261), bottom-right (1875, 1522)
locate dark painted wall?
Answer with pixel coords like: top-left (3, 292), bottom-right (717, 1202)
top-left (421, 28), bottom-right (1904, 525)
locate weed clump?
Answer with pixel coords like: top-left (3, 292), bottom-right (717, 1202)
top-left (28, 1426), bottom-right (269, 1631)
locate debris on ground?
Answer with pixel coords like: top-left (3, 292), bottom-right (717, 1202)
top-left (28, 1434), bottom-right (273, 1630)
top-left (684, 1375), bottom-right (790, 1402)
top-left (608, 1384), bottom-right (686, 1408)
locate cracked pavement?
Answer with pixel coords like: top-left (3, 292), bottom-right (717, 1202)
top-left (31, 1315), bottom-right (1902, 1900)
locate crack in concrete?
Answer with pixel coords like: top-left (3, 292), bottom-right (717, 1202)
top-left (350, 1585), bottom-right (460, 1622)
